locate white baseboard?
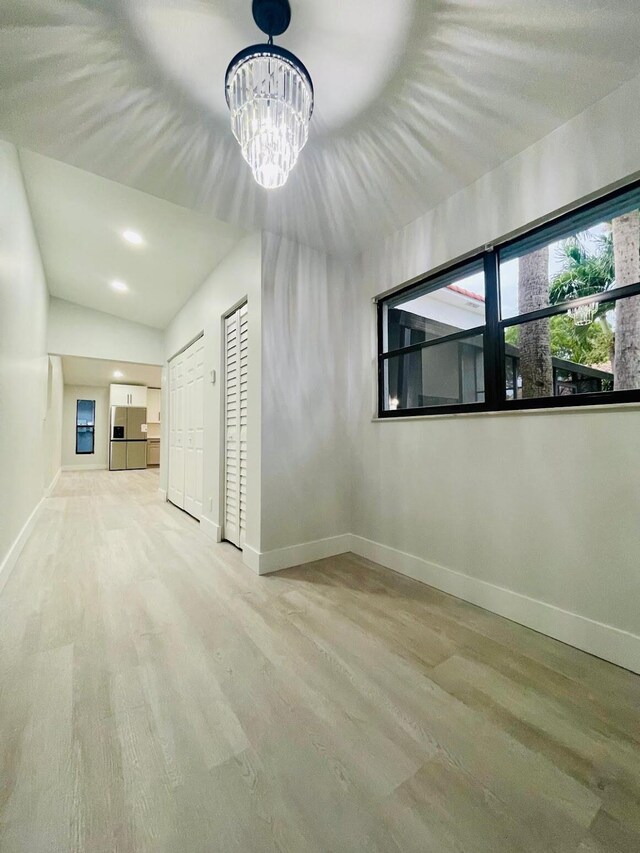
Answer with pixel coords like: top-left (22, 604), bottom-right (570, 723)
top-left (158, 488), bottom-right (167, 501)
top-left (62, 464), bottom-right (108, 471)
top-left (350, 535), bottom-right (640, 676)
top-left (200, 517), bottom-right (222, 543)
top-left (242, 544), bottom-right (261, 574)
top-left (248, 534), bottom-right (352, 576)
top-left (0, 492), bottom-right (48, 594)
top-left (46, 467), bottom-right (61, 497)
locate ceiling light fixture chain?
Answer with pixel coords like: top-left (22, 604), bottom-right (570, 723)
top-left (225, 0), bottom-right (314, 189)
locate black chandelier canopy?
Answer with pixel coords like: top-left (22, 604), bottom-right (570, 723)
top-left (251, 0), bottom-right (292, 38)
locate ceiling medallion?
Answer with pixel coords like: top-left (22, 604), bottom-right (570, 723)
top-left (225, 0), bottom-right (314, 189)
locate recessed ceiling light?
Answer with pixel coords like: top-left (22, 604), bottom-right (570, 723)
top-left (113, 371), bottom-right (124, 379)
top-left (111, 279), bottom-right (128, 292)
top-left (122, 229), bottom-right (144, 245)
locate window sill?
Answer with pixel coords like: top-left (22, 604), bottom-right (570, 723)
top-left (372, 400), bottom-right (640, 423)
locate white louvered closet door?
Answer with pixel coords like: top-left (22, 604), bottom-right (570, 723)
top-left (224, 303), bottom-right (248, 549)
top-left (238, 303), bottom-right (248, 545)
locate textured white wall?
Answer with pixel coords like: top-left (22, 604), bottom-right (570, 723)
top-left (48, 297), bottom-right (164, 365)
top-left (162, 232), bottom-right (262, 551)
top-left (260, 233), bottom-right (352, 553)
top-left (61, 385), bottom-right (110, 470)
top-left (0, 141), bottom-right (54, 574)
top-left (350, 72), bottom-right (640, 667)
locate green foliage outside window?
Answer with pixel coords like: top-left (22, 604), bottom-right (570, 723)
top-left (506, 230), bottom-right (616, 370)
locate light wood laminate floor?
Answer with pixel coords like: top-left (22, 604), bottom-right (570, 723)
top-left (1, 470), bottom-right (639, 852)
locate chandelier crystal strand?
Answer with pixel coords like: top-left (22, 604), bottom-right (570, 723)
top-left (226, 50), bottom-right (313, 189)
top-left (568, 301), bottom-right (597, 326)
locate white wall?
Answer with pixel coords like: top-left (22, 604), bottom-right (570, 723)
top-left (0, 141), bottom-right (61, 581)
top-left (259, 233), bottom-right (352, 569)
top-left (350, 73), bottom-right (640, 672)
top-left (161, 230), bottom-right (352, 573)
top-left (61, 385), bottom-right (109, 470)
top-left (162, 232), bottom-right (262, 556)
top-left (43, 355), bottom-right (64, 488)
top-left (48, 297), bottom-right (164, 365)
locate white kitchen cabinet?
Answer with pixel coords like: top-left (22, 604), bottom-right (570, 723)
top-left (109, 384), bottom-right (148, 408)
top-left (109, 384), bottom-right (129, 406)
top-left (129, 385), bottom-right (147, 407)
top-left (147, 387), bottom-right (161, 423)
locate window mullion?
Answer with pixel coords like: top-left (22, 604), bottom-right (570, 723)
top-left (483, 250), bottom-right (503, 409)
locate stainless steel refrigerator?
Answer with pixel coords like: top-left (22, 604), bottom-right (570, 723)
top-left (109, 406), bottom-right (148, 470)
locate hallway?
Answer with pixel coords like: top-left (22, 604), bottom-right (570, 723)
top-left (1, 471), bottom-right (639, 852)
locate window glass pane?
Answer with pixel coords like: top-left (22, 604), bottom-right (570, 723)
top-left (76, 427), bottom-right (94, 453)
top-left (500, 205), bottom-right (639, 320)
top-left (501, 301), bottom-right (640, 400)
top-left (504, 355), bottom-right (519, 400)
top-left (76, 399), bottom-right (95, 426)
top-left (383, 334), bottom-right (484, 411)
top-left (383, 264), bottom-right (485, 353)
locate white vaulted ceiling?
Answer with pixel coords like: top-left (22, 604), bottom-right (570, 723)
top-left (2, 1), bottom-right (640, 252)
top-left (20, 149), bottom-right (246, 328)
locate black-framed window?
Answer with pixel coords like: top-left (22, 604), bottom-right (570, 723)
top-left (76, 399), bottom-right (96, 454)
top-left (377, 181), bottom-right (640, 416)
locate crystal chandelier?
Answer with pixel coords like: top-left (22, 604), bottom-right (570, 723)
top-left (225, 0), bottom-right (314, 190)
